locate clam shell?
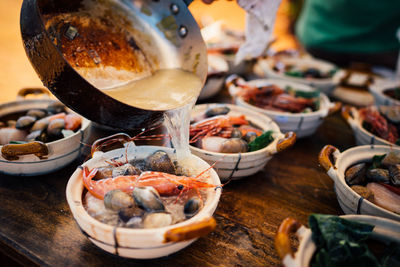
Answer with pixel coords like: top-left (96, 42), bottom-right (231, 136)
top-left (143, 212), bottom-right (172, 229)
top-left (15, 116), bottom-right (36, 130)
top-left (145, 151), bottom-right (176, 174)
top-left (366, 168), bottom-right (390, 184)
top-left (345, 163), bottom-right (366, 186)
top-left (104, 189), bottom-right (134, 211)
top-left (220, 138), bottom-right (248, 153)
top-left (388, 164), bottom-right (400, 186)
top-left (132, 186), bottom-right (165, 212)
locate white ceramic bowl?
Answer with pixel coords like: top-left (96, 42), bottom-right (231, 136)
top-left (256, 57), bottom-right (345, 95)
top-left (0, 98), bottom-right (90, 176)
top-left (341, 106), bottom-right (396, 146)
top-left (319, 145), bottom-right (400, 221)
top-left (190, 104), bottom-right (296, 181)
top-left (228, 78), bottom-right (338, 138)
top-left (66, 145), bottom-right (221, 259)
top-left (275, 215), bottom-right (400, 267)
top-left (369, 78), bottom-right (400, 106)
top-left (198, 54), bottom-right (229, 100)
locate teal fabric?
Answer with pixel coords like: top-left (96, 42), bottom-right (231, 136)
top-left (296, 0), bottom-right (400, 54)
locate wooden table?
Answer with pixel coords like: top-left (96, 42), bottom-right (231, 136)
top-left (0, 87), bottom-right (356, 267)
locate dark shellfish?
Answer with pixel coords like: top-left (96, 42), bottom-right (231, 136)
top-left (345, 163), bottom-right (366, 186)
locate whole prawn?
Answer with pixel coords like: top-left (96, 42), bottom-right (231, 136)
top-left (82, 164), bottom-right (218, 200)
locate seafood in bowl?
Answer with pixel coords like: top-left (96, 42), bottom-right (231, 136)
top-left (227, 76), bottom-right (340, 138)
top-left (369, 79), bottom-right (400, 106)
top-left (0, 91), bottom-right (90, 176)
top-left (189, 104), bottom-right (296, 180)
top-left (66, 135), bottom-right (221, 259)
top-left (342, 105), bottom-right (400, 146)
top-left (255, 56), bottom-right (345, 95)
top-left (343, 151), bottom-right (400, 215)
top-left (319, 145), bottom-right (400, 221)
top-left (275, 214), bottom-right (400, 267)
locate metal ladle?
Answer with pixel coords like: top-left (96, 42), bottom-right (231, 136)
top-left (20, 0), bottom-right (207, 130)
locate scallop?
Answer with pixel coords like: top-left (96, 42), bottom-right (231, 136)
top-left (145, 150), bottom-right (176, 174)
top-left (205, 105), bottom-right (230, 118)
top-left (132, 186), bottom-right (165, 212)
top-left (345, 163), bottom-right (366, 186)
top-left (366, 168), bottom-right (390, 184)
top-left (220, 138), bottom-right (248, 153)
top-left (15, 116), bottom-right (36, 130)
top-left (184, 197), bottom-right (203, 218)
top-left (143, 212), bottom-right (173, 229)
top-left (112, 163), bottom-right (141, 177)
top-left (104, 190), bottom-right (134, 211)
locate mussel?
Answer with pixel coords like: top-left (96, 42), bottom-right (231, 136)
top-left (145, 150), bottom-right (176, 174)
top-left (345, 163), bottom-right (366, 186)
top-left (388, 164), bottom-right (400, 186)
top-left (143, 212), bottom-right (173, 229)
top-left (184, 197), bottom-right (203, 218)
top-left (366, 168), bottom-right (390, 184)
top-left (15, 116), bottom-right (36, 130)
top-left (132, 186), bottom-right (165, 212)
top-left (205, 105), bottom-right (230, 118)
top-left (382, 152), bottom-right (400, 167)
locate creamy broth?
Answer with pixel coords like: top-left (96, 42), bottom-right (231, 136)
top-left (102, 69), bottom-right (202, 110)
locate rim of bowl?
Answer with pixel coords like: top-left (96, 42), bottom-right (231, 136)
top-left (261, 57), bottom-right (345, 85)
top-left (67, 145), bottom-right (222, 236)
top-left (334, 145), bottom-right (400, 219)
top-left (369, 81), bottom-right (400, 105)
top-left (229, 78), bottom-right (331, 118)
top-left (189, 103), bottom-right (283, 158)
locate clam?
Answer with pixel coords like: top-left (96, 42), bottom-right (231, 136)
top-left (205, 105), bottom-right (230, 118)
top-left (184, 197), bottom-right (203, 218)
top-left (350, 185), bottom-right (374, 202)
top-left (388, 164), bottom-right (400, 186)
top-left (31, 118), bottom-right (49, 132)
top-left (345, 163), bottom-right (366, 186)
top-left (47, 102), bottom-right (65, 114)
top-left (47, 118), bottom-right (65, 137)
top-left (382, 152), bottom-right (400, 167)
top-left (145, 150), bottom-right (176, 174)
top-left (112, 163), bottom-right (141, 177)
top-left (125, 216), bottom-right (143, 228)
top-left (26, 109), bottom-right (47, 119)
top-left (244, 132), bottom-right (258, 143)
top-left (15, 116), bottom-right (36, 130)
top-left (132, 186), bottom-right (165, 212)
top-left (230, 128), bottom-right (242, 138)
top-left (143, 212), bottom-right (173, 229)
top-left (104, 189), bottom-right (134, 211)
top-left (366, 168), bottom-right (390, 184)
top-left (220, 138), bottom-right (248, 153)
top-left (118, 206), bottom-right (144, 223)
top-left (94, 166), bottom-right (113, 179)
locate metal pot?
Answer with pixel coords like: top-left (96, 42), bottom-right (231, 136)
top-left (20, 0), bottom-right (207, 130)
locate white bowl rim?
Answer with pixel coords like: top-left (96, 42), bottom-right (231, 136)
top-left (67, 145), bottom-right (222, 236)
top-left (369, 79), bottom-right (400, 105)
top-left (189, 103), bottom-right (284, 158)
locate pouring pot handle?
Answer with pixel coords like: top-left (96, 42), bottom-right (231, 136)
top-left (328, 102), bottom-right (342, 116)
top-left (91, 133), bottom-right (132, 156)
top-left (276, 132), bottom-right (296, 153)
top-left (341, 105), bottom-right (358, 129)
top-left (1, 141), bottom-right (49, 160)
top-left (275, 217), bottom-right (303, 260)
top-left (318, 145), bottom-right (339, 172)
top-left (164, 217), bottom-right (216, 243)
top-left (17, 87), bottom-right (51, 99)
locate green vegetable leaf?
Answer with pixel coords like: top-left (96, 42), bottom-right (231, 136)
top-left (309, 214), bottom-right (379, 267)
top-left (295, 90), bottom-right (320, 99)
top-left (9, 141), bottom-right (27, 144)
top-left (285, 70), bottom-right (303, 77)
top-left (370, 154), bottom-right (386, 170)
top-left (248, 130), bottom-right (274, 152)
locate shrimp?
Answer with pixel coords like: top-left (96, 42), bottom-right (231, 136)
top-left (189, 115), bottom-right (249, 143)
top-left (82, 164), bottom-right (217, 200)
